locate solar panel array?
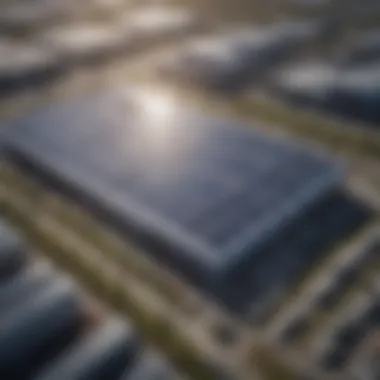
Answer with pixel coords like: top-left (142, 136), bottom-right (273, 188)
top-left (2, 88), bottom-right (341, 283)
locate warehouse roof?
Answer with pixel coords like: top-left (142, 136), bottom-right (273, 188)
top-left (336, 64), bottom-right (380, 93)
top-left (341, 29), bottom-right (380, 67)
top-left (40, 24), bottom-right (127, 62)
top-left (273, 62), bottom-right (338, 99)
top-left (1, 87), bottom-right (341, 282)
top-left (158, 21), bottom-right (320, 91)
top-left (121, 6), bottom-right (197, 37)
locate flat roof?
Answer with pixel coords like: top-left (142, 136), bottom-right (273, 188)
top-left (0, 38), bottom-right (58, 76)
top-left (337, 64), bottom-right (380, 93)
top-left (273, 62), bottom-right (338, 96)
top-left (1, 87), bottom-right (342, 282)
top-left (121, 6), bottom-right (197, 37)
top-left (159, 22), bottom-right (319, 89)
top-left (41, 24), bottom-right (126, 59)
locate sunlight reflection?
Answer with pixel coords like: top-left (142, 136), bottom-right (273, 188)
top-left (133, 88), bottom-right (181, 160)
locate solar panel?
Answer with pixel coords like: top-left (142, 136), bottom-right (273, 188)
top-left (2, 87), bottom-right (341, 284)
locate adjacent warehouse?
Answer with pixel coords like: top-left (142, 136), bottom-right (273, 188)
top-left (157, 21), bottom-right (322, 92)
top-left (0, 37), bottom-right (60, 94)
top-left (270, 61), bottom-right (380, 126)
top-left (333, 64), bottom-right (380, 125)
top-left (339, 29), bottom-right (380, 68)
top-left (269, 61), bottom-right (338, 110)
top-left (121, 6), bottom-right (200, 40)
top-left (39, 24), bottom-right (128, 66)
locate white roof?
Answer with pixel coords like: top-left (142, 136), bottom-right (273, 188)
top-left (186, 37), bottom-right (237, 61)
top-left (122, 6), bottom-right (195, 35)
top-left (337, 64), bottom-right (380, 93)
top-left (42, 24), bottom-right (124, 56)
top-left (0, 0), bottom-right (74, 25)
top-left (0, 38), bottom-right (56, 73)
top-left (277, 62), bottom-right (337, 95)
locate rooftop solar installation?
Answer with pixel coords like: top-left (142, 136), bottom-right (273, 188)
top-left (1, 87), bottom-right (341, 284)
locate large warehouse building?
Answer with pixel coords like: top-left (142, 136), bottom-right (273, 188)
top-left (1, 87), bottom-right (366, 317)
top-left (270, 61), bottom-right (380, 126)
top-left (157, 21), bottom-right (321, 92)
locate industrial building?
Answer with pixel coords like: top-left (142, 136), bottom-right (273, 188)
top-left (0, 0), bottom-right (73, 29)
top-left (0, 38), bottom-right (60, 94)
top-left (1, 86), bottom-right (366, 317)
top-left (339, 29), bottom-right (380, 68)
top-left (157, 21), bottom-right (321, 92)
top-left (333, 64), bottom-right (380, 125)
top-left (270, 61), bottom-right (380, 126)
top-left (1, 0), bottom-right (379, 379)
top-left (121, 6), bottom-right (199, 40)
top-left (269, 61), bottom-right (338, 110)
top-left (40, 24), bottom-right (128, 65)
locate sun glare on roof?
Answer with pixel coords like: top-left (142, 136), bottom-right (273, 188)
top-left (134, 88), bottom-right (181, 157)
top-left (133, 88), bottom-right (176, 129)
top-left (144, 90), bottom-right (176, 123)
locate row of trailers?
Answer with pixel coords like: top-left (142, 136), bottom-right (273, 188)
top-left (0, 219), bottom-right (186, 380)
